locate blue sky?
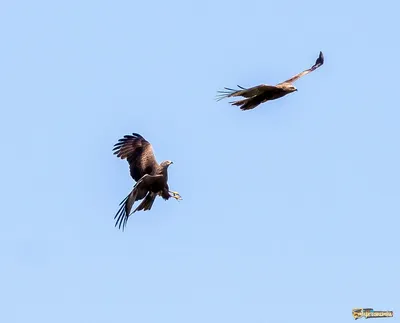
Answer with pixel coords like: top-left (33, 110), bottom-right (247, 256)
top-left (1, 0), bottom-right (399, 322)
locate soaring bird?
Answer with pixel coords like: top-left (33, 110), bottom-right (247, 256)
top-left (112, 133), bottom-right (182, 230)
top-left (216, 51), bottom-right (324, 111)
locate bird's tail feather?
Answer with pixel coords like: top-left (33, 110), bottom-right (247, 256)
top-left (231, 98), bottom-right (261, 111)
top-left (215, 85), bottom-right (247, 101)
top-left (134, 193), bottom-right (156, 212)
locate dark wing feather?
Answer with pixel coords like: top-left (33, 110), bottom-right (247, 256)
top-left (113, 133), bottom-right (159, 182)
top-left (279, 51), bottom-right (324, 85)
top-left (114, 174), bottom-right (164, 230)
top-left (114, 192), bottom-right (134, 231)
top-left (216, 84), bottom-right (278, 101)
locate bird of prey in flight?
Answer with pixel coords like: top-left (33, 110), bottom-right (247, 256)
top-left (216, 51), bottom-right (324, 111)
top-left (112, 133), bottom-right (182, 230)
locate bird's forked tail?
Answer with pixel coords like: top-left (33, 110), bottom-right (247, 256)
top-left (134, 192), bottom-right (156, 212)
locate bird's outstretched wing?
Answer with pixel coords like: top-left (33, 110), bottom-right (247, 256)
top-left (279, 51), bottom-right (324, 85)
top-left (113, 133), bottom-right (159, 182)
top-left (114, 174), bottom-right (164, 230)
top-left (216, 84), bottom-right (278, 101)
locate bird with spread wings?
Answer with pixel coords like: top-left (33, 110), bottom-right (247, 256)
top-left (112, 133), bottom-right (182, 230)
top-left (216, 51), bottom-right (324, 111)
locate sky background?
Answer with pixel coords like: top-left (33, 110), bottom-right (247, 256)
top-left (0, 0), bottom-right (399, 322)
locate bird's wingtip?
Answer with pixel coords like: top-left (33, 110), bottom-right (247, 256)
top-left (319, 51), bottom-right (324, 62)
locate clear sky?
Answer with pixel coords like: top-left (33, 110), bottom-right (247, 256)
top-left (0, 0), bottom-right (399, 322)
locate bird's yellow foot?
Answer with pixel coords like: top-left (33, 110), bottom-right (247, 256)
top-left (169, 191), bottom-right (182, 200)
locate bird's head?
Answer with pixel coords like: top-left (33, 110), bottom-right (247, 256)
top-left (280, 83), bottom-right (297, 93)
top-left (161, 160), bottom-right (173, 168)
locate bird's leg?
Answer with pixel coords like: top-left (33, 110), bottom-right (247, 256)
top-left (169, 190), bottom-right (182, 200)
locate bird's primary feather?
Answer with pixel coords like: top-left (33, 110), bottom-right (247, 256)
top-left (112, 133), bottom-right (159, 182)
top-left (279, 51), bottom-right (324, 85)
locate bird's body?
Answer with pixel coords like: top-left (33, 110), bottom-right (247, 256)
top-left (217, 51), bottom-right (324, 111)
top-left (113, 133), bottom-right (181, 230)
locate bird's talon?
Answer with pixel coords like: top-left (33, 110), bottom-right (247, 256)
top-left (170, 191), bottom-right (182, 200)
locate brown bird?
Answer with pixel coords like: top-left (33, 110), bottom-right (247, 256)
top-left (113, 133), bottom-right (182, 230)
top-left (216, 51), bottom-right (324, 111)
